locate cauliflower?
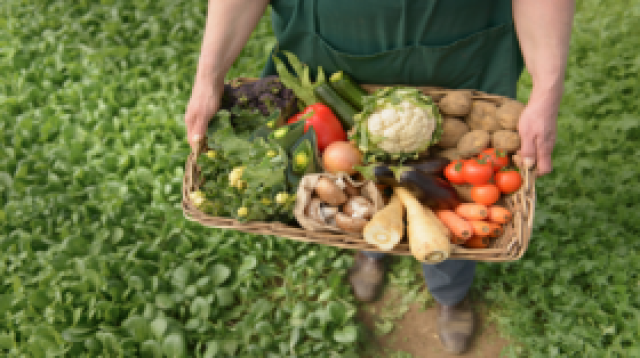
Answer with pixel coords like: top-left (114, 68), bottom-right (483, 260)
top-left (352, 87), bottom-right (442, 162)
top-left (228, 166), bottom-right (246, 189)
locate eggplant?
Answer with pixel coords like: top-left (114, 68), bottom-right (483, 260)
top-left (405, 157), bottom-right (450, 175)
top-left (357, 163), bottom-right (459, 210)
top-left (397, 169), bottom-right (460, 210)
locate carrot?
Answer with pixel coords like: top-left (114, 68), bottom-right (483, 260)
top-left (449, 236), bottom-right (467, 245)
top-left (436, 210), bottom-right (473, 240)
top-left (487, 222), bottom-right (503, 238)
top-left (488, 205), bottom-right (512, 224)
top-left (469, 220), bottom-right (492, 237)
top-left (463, 235), bottom-right (490, 249)
top-left (455, 203), bottom-right (488, 221)
top-left (395, 187), bottom-right (451, 264)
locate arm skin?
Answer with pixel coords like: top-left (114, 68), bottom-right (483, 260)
top-left (185, 0), bottom-right (270, 151)
top-left (513, 0), bottom-right (576, 176)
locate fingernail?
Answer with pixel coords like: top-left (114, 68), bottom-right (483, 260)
top-left (524, 157), bottom-right (535, 169)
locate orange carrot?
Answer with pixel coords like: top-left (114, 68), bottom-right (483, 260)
top-left (436, 210), bottom-right (473, 240)
top-left (455, 203), bottom-right (488, 221)
top-left (469, 220), bottom-right (492, 237)
top-left (487, 222), bottom-right (503, 238)
top-left (449, 235), bottom-right (467, 245)
top-left (488, 205), bottom-right (512, 224)
top-left (464, 235), bottom-right (490, 249)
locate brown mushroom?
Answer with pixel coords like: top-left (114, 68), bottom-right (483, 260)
top-left (305, 198), bottom-right (326, 224)
top-left (342, 196), bottom-right (375, 220)
top-left (314, 177), bottom-right (348, 206)
top-left (335, 212), bottom-right (368, 234)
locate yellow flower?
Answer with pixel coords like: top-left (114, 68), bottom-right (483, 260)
top-left (275, 192), bottom-right (289, 204)
top-left (266, 150), bottom-right (277, 158)
top-left (206, 150), bottom-right (217, 159)
top-left (237, 207), bottom-right (248, 217)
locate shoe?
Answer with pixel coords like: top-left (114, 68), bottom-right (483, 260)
top-left (436, 299), bottom-right (476, 355)
top-left (348, 252), bottom-right (385, 302)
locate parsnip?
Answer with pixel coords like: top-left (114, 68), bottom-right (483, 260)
top-left (394, 187), bottom-right (451, 264)
top-left (363, 195), bottom-right (404, 250)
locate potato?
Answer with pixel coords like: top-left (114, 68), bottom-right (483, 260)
top-left (456, 130), bottom-right (491, 158)
top-left (433, 148), bottom-right (462, 161)
top-left (492, 130), bottom-right (521, 153)
top-left (477, 114), bottom-right (502, 132)
top-left (466, 101), bottom-right (497, 130)
top-left (438, 91), bottom-right (473, 116)
top-left (496, 100), bottom-right (525, 130)
top-left (437, 117), bottom-right (469, 148)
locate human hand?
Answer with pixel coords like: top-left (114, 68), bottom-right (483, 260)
top-left (517, 91), bottom-right (560, 176)
top-left (184, 80), bottom-right (224, 152)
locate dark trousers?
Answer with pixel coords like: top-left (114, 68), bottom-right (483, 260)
top-left (363, 251), bottom-right (475, 306)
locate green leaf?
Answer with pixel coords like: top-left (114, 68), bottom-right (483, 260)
top-left (203, 340), bottom-right (220, 358)
top-left (155, 294), bottom-right (175, 310)
top-left (333, 325), bottom-right (358, 343)
top-left (172, 265), bottom-right (190, 289)
top-left (150, 317), bottom-right (168, 340)
top-left (162, 333), bottom-right (186, 358)
top-left (61, 326), bottom-right (96, 343)
top-left (238, 256), bottom-right (257, 273)
top-left (140, 340), bottom-right (163, 358)
top-left (122, 316), bottom-right (151, 342)
top-left (216, 288), bottom-right (234, 307)
top-left (210, 264), bottom-right (231, 286)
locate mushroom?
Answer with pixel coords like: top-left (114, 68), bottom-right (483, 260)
top-left (320, 205), bottom-right (339, 221)
top-left (335, 212), bottom-right (368, 234)
top-left (305, 198), bottom-right (326, 224)
top-left (342, 196), bottom-right (375, 220)
top-left (314, 177), bottom-right (348, 206)
top-left (335, 176), bottom-right (360, 197)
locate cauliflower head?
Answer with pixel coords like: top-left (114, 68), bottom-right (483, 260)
top-left (352, 87), bottom-right (442, 162)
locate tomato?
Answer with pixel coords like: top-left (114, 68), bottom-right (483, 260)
top-left (471, 184), bottom-right (501, 206)
top-left (479, 148), bottom-right (510, 172)
top-left (495, 170), bottom-right (523, 194)
top-left (461, 158), bottom-right (494, 185)
top-left (444, 160), bottom-right (466, 185)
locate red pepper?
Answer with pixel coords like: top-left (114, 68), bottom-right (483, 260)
top-left (287, 103), bottom-right (346, 152)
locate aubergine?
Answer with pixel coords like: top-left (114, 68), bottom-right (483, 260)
top-left (396, 169), bottom-right (460, 210)
top-left (404, 157), bottom-right (450, 175)
top-left (356, 163), bottom-right (459, 210)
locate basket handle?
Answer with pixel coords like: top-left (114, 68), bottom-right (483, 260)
top-left (187, 136), bottom-right (206, 190)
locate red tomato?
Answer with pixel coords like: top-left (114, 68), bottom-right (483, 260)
top-left (444, 160), bottom-right (466, 185)
top-left (479, 148), bottom-right (510, 172)
top-left (471, 184), bottom-right (501, 206)
top-left (461, 158), bottom-right (494, 185)
top-left (495, 170), bottom-right (523, 194)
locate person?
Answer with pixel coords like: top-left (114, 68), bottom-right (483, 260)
top-left (185, 0), bottom-right (575, 354)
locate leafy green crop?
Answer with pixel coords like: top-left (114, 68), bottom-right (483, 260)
top-left (0, 1), bottom-right (359, 356)
top-left (2, 0), bottom-right (640, 357)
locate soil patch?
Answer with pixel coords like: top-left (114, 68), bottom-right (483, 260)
top-left (357, 287), bottom-right (512, 358)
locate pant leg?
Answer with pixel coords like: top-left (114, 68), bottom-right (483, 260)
top-left (362, 251), bottom-right (387, 260)
top-left (422, 259), bottom-right (476, 306)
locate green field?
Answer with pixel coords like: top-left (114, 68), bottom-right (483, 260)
top-left (1, 0), bottom-right (639, 357)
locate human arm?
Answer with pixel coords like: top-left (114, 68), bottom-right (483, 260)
top-left (513, 0), bottom-right (575, 176)
top-left (185, 0), bottom-right (270, 151)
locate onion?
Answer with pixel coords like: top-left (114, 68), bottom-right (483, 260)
top-left (322, 141), bottom-right (363, 175)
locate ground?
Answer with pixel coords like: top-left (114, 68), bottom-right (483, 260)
top-left (357, 287), bottom-right (511, 358)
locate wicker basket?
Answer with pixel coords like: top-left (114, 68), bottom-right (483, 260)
top-left (182, 80), bottom-right (536, 262)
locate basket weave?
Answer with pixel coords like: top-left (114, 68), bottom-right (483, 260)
top-left (182, 79), bottom-right (536, 262)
